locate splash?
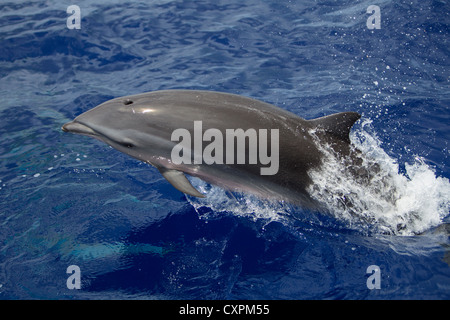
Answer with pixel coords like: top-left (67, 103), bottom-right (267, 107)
top-left (307, 119), bottom-right (450, 235)
top-left (187, 179), bottom-right (293, 224)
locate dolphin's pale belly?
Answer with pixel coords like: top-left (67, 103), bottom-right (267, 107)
top-left (62, 90), bottom-right (361, 207)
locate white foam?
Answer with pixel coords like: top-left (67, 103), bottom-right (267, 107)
top-left (307, 119), bottom-right (450, 235)
top-left (187, 178), bottom-right (291, 224)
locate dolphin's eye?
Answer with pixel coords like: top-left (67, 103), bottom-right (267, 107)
top-left (123, 99), bottom-right (133, 105)
top-left (118, 141), bottom-right (135, 148)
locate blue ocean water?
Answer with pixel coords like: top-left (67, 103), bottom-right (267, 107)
top-left (0, 0), bottom-right (449, 299)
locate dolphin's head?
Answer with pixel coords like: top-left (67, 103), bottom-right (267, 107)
top-left (62, 94), bottom-right (167, 164)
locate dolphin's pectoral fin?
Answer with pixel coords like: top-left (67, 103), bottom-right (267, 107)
top-left (157, 167), bottom-right (205, 198)
top-left (309, 112), bottom-right (361, 143)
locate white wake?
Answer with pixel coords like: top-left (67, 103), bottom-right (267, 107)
top-left (307, 119), bottom-right (450, 235)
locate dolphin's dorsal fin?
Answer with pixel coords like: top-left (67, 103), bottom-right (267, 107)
top-left (308, 112), bottom-right (361, 143)
top-left (158, 167), bottom-right (205, 198)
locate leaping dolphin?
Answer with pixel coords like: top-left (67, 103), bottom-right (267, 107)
top-left (62, 90), bottom-right (361, 207)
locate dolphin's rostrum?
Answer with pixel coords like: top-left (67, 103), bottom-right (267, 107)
top-left (62, 90), bottom-right (361, 207)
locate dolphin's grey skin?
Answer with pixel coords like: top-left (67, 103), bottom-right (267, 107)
top-left (62, 90), bottom-right (361, 207)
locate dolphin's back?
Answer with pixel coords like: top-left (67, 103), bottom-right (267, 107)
top-left (117, 90), bottom-right (308, 131)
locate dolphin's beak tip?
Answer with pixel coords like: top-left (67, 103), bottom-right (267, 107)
top-left (61, 122), bottom-right (70, 132)
top-left (60, 121), bottom-right (96, 136)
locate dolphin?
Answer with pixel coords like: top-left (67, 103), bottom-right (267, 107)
top-left (62, 90), bottom-right (361, 207)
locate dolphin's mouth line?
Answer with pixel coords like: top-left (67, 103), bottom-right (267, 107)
top-left (62, 120), bottom-right (99, 137)
top-left (62, 120), bottom-right (136, 149)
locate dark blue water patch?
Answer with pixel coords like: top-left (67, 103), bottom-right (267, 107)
top-left (84, 249), bottom-right (165, 294)
top-left (1, 29), bottom-right (143, 80)
top-left (59, 93), bottom-right (114, 117)
top-left (83, 207), bottom-right (305, 298)
top-left (0, 106), bottom-right (62, 180)
top-left (0, 107), bottom-right (44, 134)
top-left (367, 98), bottom-right (450, 178)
